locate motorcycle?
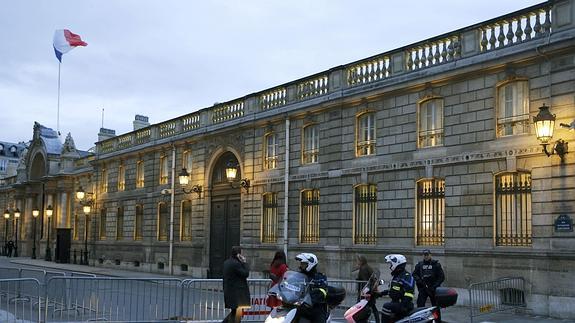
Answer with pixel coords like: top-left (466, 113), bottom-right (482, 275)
top-left (394, 286), bottom-right (458, 323)
top-left (265, 270), bottom-right (346, 323)
top-left (344, 270), bottom-right (384, 323)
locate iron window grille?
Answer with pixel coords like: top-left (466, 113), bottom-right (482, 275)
top-left (416, 178), bottom-right (445, 245)
top-left (99, 208), bottom-right (107, 240)
top-left (134, 204), bottom-right (143, 240)
top-left (495, 172), bottom-right (532, 246)
top-left (300, 189), bottom-right (320, 243)
top-left (116, 206), bottom-right (124, 240)
top-left (354, 184), bottom-right (377, 244)
top-left (262, 193), bottom-right (278, 243)
top-left (157, 202), bottom-right (169, 241)
top-left (180, 200), bottom-right (192, 241)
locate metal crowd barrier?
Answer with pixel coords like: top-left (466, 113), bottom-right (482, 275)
top-left (0, 278), bottom-right (42, 323)
top-left (45, 277), bottom-right (182, 322)
top-left (468, 277), bottom-right (526, 323)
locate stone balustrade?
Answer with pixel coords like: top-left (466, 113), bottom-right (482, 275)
top-left (96, 1), bottom-right (557, 155)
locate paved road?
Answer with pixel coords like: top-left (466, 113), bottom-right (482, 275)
top-left (1, 256), bottom-right (573, 322)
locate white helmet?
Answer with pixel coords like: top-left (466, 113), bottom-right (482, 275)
top-left (384, 254), bottom-right (407, 271)
top-left (295, 253), bottom-right (318, 273)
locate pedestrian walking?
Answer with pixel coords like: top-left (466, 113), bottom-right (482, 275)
top-left (266, 250), bottom-right (288, 308)
top-left (355, 254), bottom-right (381, 323)
top-left (412, 249), bottom-right (445, 307)
top-left (222, 246), bottom-right (250, 323)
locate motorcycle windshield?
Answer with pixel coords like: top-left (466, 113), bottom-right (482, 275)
top-left (277, 271), bottom-right (308, 305)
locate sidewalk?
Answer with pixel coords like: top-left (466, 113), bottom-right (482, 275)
top-left (439, 306), bottom-right (572, 323)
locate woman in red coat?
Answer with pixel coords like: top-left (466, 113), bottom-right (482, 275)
top-left (266, 250), bottom-right (288, 308)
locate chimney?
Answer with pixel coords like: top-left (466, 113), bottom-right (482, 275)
top-left (98, 128), bottom-right (116, 142)
top-left (133, 115), bottom-right (150, 131)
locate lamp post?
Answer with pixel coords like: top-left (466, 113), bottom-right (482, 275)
top-left (533, 104), bottom-right (569, 161)
top-left (76, 186), bottom-right (94, 266)
top-left (45, 205), bottom-right (53, 261)
top-left (3, 210), bottom-right (9, 256)
top-left (82, 204), bottom-right (91, 265)
top-left (13, 208), bottom-right (20, 257)
top-left (32, 209), bottom-right (39, 259)
top-left (178, 168), bottom-right (203, 197)
top-left (225, 160), bottom-right (250, 192)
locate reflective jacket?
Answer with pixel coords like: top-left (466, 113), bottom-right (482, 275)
top-left (388, 268), bottom-right (415, 307)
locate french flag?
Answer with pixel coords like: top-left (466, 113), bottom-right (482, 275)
top-left (53, 29), bottom-right (87, 62)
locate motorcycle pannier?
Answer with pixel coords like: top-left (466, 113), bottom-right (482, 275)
top-left (326, 285), bottom-right (346, 307)
top-left (434, 287), bottom-right (458, 308)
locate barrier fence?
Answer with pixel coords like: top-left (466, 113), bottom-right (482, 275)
top-left (468, 277), bottom-right (526, 323)
top-left (1, 270), bottom-right (363, 322)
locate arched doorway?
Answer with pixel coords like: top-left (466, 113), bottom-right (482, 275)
top-left (208, 151), bottom-right (241, 278)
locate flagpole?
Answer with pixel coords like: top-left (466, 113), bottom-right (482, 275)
top-left (57, 61), bottom-right (61, 136)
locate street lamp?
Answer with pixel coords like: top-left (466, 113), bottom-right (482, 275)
top-left (178, 168), bottom-right (203, 197)
top-left (3, 210), bottom-right (9, 256)
top-left (82, 204), bottom-right (91, 265)
top-left (32, 209), bottom-right (39, 259)
top-left (533, 104), bottom-right (569, 161)
top-left (225, 160), bottom-right (250, 192)
top-left (45, 205), bottom-right (53, 261)
top-left (76, 186), bottom-right (94, 265)
top-left (13, 208), bottom-right (20, 257)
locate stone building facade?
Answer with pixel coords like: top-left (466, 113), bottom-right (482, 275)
top-left (1, 0), bottom-right (575, 318)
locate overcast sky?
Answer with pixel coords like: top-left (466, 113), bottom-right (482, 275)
top-left (0, 1), bottom-right (542, 150)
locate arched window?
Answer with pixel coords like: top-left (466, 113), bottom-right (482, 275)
top-left (157, 202), bottom-right (169, 241)
top-left (302, 124), bottom-right (319, 164)
top-left (496, 80), bottom-right (529, 137)
top-left (356, 112), bottom-right (376, 156)
top-left (134, 204), bottom-right (143, 240)
top-left (418, 98), bottom-right (444, 148)
top-left (261, 193), bottom-right (278, 243)
top-left (300, 189), bottom-right (320, 243)
top-left (180, 200), bottom-right (192, 241)
top-left (416, 178), bottom-right (445, 245)
top-left (494, 172), bottom-right (532, 246)
top-left (353, 184), bottom-right (377, 244)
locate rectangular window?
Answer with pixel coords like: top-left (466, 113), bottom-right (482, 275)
top-left (300, 189), bottom-right (320, 243)
top-left (159, 155), bottom-right (169, 185)
top-left (356, 113), bottom-right (376, 156)
top-left (495, 172), bottom-right (532, 246)
top-left (302, 125), bottom-right (319, 164)
top-left (264, 133), bottom-right (278, 169)
top-left (101, 168), bottom-right (108, 193)
top-left (158, 202), bottom-right (169, 241)
top-left (182, 150), bottom-right (192, 172)
top-left (262, 193), bottom-right (278, 243)
top-left (416, 178), bottom-right (445, 245)
top-left (418, 99), bottom-right (444, 148)
top-left (497, 81), bottom-right (529, 137)
top-left (99, 208), bottom-right (107, 240)
top-left (180, 200), bottom-right (192, 241)
top-left (354, 184), bottom-right (377, 244)
top-left (0, 159), bottom-right (7, 173)
top-left (134, 204), bottom-right (143, 240)
top-left (118, 163), bottom-right (125, 191)
top-left (136, 160), bottom-right (145, 188)
top-left (116, 206), bottom-right (124, 240)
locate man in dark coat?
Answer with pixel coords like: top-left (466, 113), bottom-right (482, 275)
top-left (222, 246), bottom-right (250, 323)
top-left (412, 249), bottom-right (445, 307)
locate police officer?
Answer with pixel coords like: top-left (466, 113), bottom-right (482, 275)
top-left (412, 249), bottom-right (445, 307)
top-left (295, 253), bottom-right (329, 322)
top-left (380, 254), bottom-right (415, 323)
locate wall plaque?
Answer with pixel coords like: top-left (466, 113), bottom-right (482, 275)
top-left (554, 214), bottom-right (573, 232)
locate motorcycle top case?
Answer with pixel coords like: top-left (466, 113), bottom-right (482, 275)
top-left (434, 287), bottom-right (458, 308)
top-left (326, 285), bottom-right (346, 307)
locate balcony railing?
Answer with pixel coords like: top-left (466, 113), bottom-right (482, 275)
top-left (96, 1), bottom-right (555, 155)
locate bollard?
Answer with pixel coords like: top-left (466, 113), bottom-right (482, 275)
top-left (73, 249), bottom-right (77, 264)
